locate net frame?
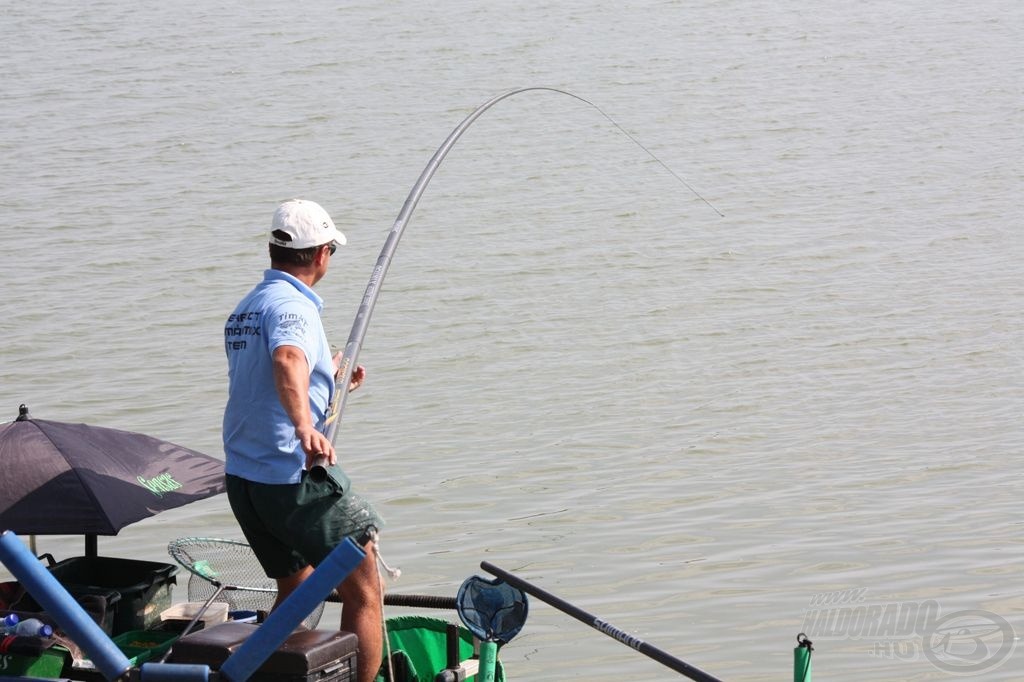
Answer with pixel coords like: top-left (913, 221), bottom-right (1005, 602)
top-left (167, 537), bottom-right (325, 629)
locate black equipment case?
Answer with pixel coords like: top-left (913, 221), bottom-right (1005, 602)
top-left (167, 621), bottom-right (358, 682)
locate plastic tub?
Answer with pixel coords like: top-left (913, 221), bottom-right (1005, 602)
top-left (160, 601), bottom-right (229, 628)
top-left (0, 646), bottom-right (69, 678)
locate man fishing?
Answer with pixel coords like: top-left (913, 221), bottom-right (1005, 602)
top-left (222, 198), bottom-right (383, 682)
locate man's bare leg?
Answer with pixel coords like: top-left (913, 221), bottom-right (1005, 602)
top-left (274, 564), bottom-right (315, 610)
top-left (337, 541), bottom-right (383, 682)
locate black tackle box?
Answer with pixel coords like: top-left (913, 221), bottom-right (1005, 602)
top-left (45, 556), bottom-right (177, 634)
top-left (167, 621), bottom-right (358, 682)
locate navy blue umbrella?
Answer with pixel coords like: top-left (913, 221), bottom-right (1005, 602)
top-left (0, 405), bottom-right (225, 556)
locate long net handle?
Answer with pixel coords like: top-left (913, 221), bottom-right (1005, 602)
top-left (325, 591), bottom-right (457, 610)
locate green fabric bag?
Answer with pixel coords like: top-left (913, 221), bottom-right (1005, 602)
top-left (376, 615), bottom-right (506, 682)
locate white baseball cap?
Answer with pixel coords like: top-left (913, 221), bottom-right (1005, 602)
top-left (269, 199), bottom-right (347, 249)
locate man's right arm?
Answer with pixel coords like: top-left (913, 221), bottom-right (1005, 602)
top-left (272, 344), bottom-right (335, 468)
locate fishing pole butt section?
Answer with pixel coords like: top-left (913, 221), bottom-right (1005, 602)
top-left (309, 455), bottom-right (329, 483)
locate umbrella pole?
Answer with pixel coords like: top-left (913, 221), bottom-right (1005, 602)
top-left (85, 534), bottom-right (98, 558)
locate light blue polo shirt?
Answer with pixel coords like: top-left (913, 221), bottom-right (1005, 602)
top-left (223, 269), bottom-right (336, 484)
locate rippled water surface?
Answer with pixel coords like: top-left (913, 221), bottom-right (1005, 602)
top-left (2, 1), bottom-right (1021, 679)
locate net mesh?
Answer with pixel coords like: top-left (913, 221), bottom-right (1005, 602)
top-left (455, 576), bottom-right (527, 644)
top-left (167, 537), bottom-right (324, 629)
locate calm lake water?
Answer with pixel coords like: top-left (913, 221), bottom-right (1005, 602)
top-left (2, 1), bottom-right (1021, 679)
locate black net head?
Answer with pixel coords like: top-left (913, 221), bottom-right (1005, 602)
top-left (456, 575), bottom-right (528, 644)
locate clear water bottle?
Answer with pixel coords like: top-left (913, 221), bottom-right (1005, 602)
top-left (13, 618), bottom-right (53, 638)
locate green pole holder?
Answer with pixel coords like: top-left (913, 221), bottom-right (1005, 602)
top-left (794, 633), bottom-right (813, 682)
top-left (477, 640), bottom-right (498, 682)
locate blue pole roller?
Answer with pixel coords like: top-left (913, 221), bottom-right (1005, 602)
top-left (0, 531), bottom-right (132, 681)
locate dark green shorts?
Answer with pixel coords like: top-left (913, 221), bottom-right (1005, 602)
top-left (226, 467), bottom-right (383, 579)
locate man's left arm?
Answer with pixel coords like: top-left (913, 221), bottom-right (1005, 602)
top-left (332, 351), bottom-right (367, 392)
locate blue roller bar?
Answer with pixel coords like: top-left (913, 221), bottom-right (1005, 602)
top-left (0, 531), bottom-right (132, 681)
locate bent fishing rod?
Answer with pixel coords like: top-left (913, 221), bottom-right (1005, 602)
top-left (313, 86), bottom-right (718, 477)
